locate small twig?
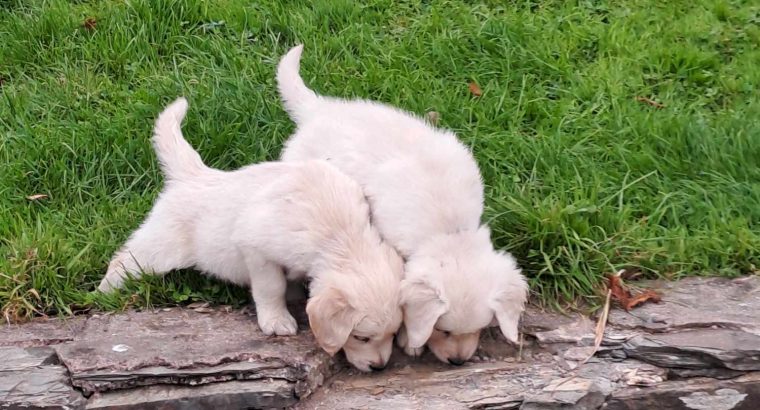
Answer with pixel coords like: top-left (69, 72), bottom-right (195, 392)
top-left (517, 332), bottom-right (524, 361)
top-left (581, 279), bottom-right (614, 365)
top-left (635, 96), bottom-right (665, 109)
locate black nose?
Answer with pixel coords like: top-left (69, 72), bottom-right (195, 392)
top-left (448, 357), bottom-right (465, 366)
top-left (369, 363), bottom-right (387, 371)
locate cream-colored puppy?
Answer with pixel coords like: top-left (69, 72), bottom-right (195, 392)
top-left (277, 46), bottom-right (528, 365)
top-left (98, 98), bottom-right (403, 372)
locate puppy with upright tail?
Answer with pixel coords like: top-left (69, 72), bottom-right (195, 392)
top-left (99, 98), bottom-right (404, 372)
top-left (277, 46), bottom-right (528, 365)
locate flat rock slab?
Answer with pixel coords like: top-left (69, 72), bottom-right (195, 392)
top-left (0, 316), bottom-right (87, 347)
top-left (2, 276), bottom-right (760, 409)
top-left (0, 306), bottom-right (333, 409)
top-left (0, 346), bottom-right (86, 409)
top-left (86, 379), bottom-right (296, 410)
top-left (298, 276), bottom-right (760, 409)
top-left (607, 276), bottom-right (760, 333)
top-left (606, 372), bottom-right (760, 410)
top-left (52, 307), bottom-right (333, 407)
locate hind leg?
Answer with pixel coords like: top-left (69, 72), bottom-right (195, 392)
top-left (98, 214), bottom-right (191, 292)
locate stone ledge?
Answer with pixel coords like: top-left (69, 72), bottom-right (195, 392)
top-left (1, 276), bottom-right (759, 409)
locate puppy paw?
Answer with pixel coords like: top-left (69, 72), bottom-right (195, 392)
top-left (403, 343), bottom-right (425, 357)
top-left (97, 274), bottom-right (123, 293)
top-left (396, 327), bottom-right (425, 357)
top-left (258, 311), bottom-right (298, 336)
top-left (97, 279), bottom-right (114, 293)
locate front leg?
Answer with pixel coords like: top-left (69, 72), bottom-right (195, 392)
top-left (396, 324), bottom-right (426, 357)
top-left (245, 255), bottom-right (298, 336)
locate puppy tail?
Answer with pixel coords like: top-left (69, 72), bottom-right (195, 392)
top-left (277, 44), bottom-right (320, 124)
top-left (152, 97), bottom-right (207, 181)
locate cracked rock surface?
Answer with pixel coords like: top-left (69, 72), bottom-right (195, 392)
top-left (1, 276), bottom-right (759, 409)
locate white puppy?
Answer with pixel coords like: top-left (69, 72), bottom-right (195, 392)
top-left (98, 98), bottom-right (404, 372)
top-left (277, 46), bottom-right (528, 365)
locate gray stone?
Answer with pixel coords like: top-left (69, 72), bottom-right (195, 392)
top-left (520, 377), bottom-right (610, 410)
top-left (3, 276), bottom-right (760, 409)
top-left (521, 310), bottom-right (595, 346)
top-left (1, 346), bottom-right (59, 370)
top-left (607, 276), bottom-right (760, 333)
top-left (294, 354), bottom-right (564, 409)
top-left (86, 379), bottom-right (296, 410)
top-left (51, 307), bottom-right (333, 402)
top-left (0, 316), bottom-right (86, 348)
top-left (621, 329), bottom-right (760, 373)
top-left (605, 372), bottom-right (760, 410)
top-left (0, 346), bottom-right (86, 410)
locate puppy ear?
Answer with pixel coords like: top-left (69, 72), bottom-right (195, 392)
top-left (400, 278), bottom-right (448, 349)
top-left (489, 274), bottom-right (528, 343)
top-left (306, 287), bottom-right (357, 356)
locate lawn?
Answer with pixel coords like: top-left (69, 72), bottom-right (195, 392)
top-left (1, 0), bottom-right (759, 321)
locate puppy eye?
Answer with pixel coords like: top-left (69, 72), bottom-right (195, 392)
top-left (353, 335), bottom-right (370, 343)
top-left (436, 328), bottom-right (451, 337)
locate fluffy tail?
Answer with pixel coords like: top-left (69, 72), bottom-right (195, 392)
top-left (152, 97), bottom-right (207, 180)
top-left (277, 45), bottom-right (320, 124)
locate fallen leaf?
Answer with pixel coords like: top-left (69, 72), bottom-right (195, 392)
top-left (635, 96), bottom-right (664, 108)
top-left (187, 301), bottom-right (209, 309)
top-left (26, 194), bottom-right (48, 201)
top-left (624, 290), bottom-right (661, 310)
top-left (83, 17), bottom-right (97, 31)
top-left (607, 273), bottom-right (661, 311)
top-left (370, 387), bottom-right (385, 395)
top-left (607, 274), bottom-right (629, 306)
top-left (468, 81), bottom-right (482, 97)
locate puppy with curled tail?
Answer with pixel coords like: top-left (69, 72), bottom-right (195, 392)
top-left (99, 98), bottom-right (404, 372)
top-left (277, 45), bottom-right (528, 365)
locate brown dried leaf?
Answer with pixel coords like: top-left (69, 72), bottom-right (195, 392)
top-left (607, 273), bottom-right (661, 311)
top-left (607, 274), bottom-right (630, 307)
top-left (635, 96), bottom-right (664, 109)
top-left (624, 290), bottom-right (661, 311)
top-left (468, 81), bottom-right (482, 97)
top-left (26, 194), bottom-right (48, 201)
top-left (83, 17), bottom-right (97, 31)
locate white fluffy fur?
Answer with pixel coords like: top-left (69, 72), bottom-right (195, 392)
top-left (98, 98), bottom-right (404, 372)
top-left (277, 45), bottom-right (529, 365)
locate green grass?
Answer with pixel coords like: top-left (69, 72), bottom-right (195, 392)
top-left (2, 0), bottom-right (759, 320)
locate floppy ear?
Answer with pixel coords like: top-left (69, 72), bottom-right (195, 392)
top-left (400, 278), bottom-right (448, 349)
top-left (489, 275), bottom-right (528, 343)
top-left (306, 287), bottom-right (357, 356)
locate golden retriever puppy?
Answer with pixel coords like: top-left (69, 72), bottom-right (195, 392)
top-left (98, 98), bottom-right (403, 372)
top-left (276, 46), bottom-right (528, 365)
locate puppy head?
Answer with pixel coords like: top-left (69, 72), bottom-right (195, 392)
top-left (401, 226), bottom-right (528, 365)
top-left (307, 247), bottom-right (404, 372)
